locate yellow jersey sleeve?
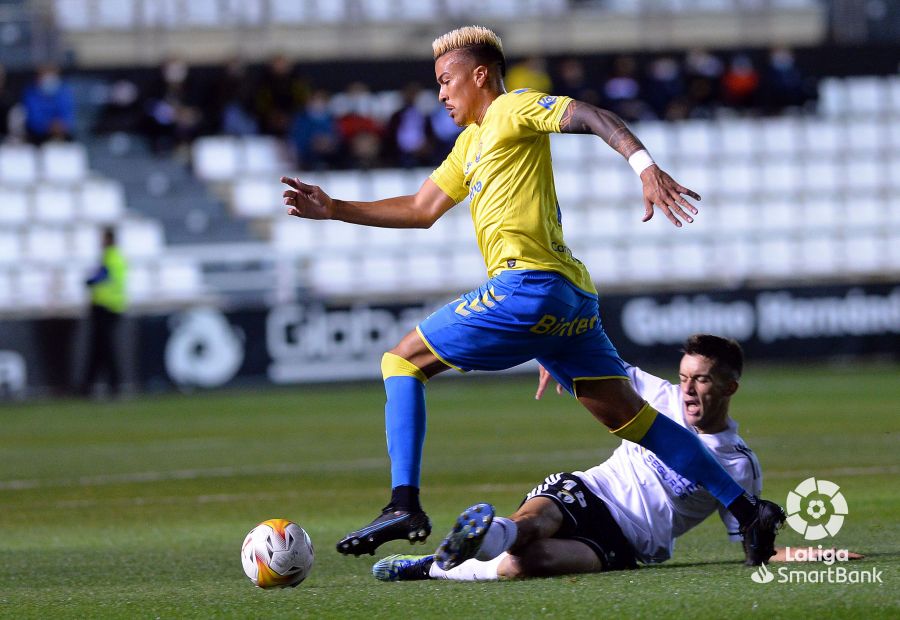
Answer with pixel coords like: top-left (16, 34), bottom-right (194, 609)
top-left (430, 125), bottom-right (474, 204)
top-left (497, 89), bottom-right (572, 137)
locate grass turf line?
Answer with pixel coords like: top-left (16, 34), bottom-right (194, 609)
top-left (0, 363), bottom-right (898, 619)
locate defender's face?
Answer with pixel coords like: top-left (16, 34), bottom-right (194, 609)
top-left (435, 52), bottom-right (480, 127)
top-left (678, 353), bottom-right (736, 432)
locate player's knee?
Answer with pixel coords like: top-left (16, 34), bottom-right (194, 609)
top-left (381, 352), bottom-right (427, 382)
top-left (576, 378), bottom-right (644, 428)
top-left (514, 541), bottom-right (557, 577)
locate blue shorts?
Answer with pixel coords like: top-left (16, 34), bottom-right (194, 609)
top-left (417, 270), bottom-right (627, 393)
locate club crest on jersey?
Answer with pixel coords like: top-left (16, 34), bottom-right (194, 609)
top-left (537, 95), bottom-right (558, 110)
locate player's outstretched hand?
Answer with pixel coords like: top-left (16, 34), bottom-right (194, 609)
top-left (639, 165), bottom-right (700, 227)
top-left (282, 176), bottom-right (334, 220)
top-left (535, 364), bottom-right (564, 400)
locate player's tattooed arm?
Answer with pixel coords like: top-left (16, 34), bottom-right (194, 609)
top-left (559, 100), bottom-right (646, 159)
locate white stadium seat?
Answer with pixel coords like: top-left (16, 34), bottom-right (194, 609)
top-left (0, 269), bottom-right (11, 309)
top-left (798, 234), bottom-right (839, 276)
top-left (241, 136), bottom-right (284, 174)
top-left (57, 264), bottom-right (89, 305)
top-left (844, 119), bottom-right (886, 153)
top-left (192, 136), bottom-right (239, 181)
top-left (760, 117), bottom-right (800, 157)
top-left (0, 188), bottom-right (29, 225)
top-left (801, 159), bottom-right (840, 195)
top-left (13, 268), bottom-right (53, 307)
top-left (757, 199), bottom-right (798, 235)
top-left (843, 233), bottom-right (882, 274)
top-left (370, 169), bottom-right (417, 199)
top-left (625, 244), bottom-right (665, 284)
top-left (845, 77), bottom-right (889, 115)
top-left (69, 225), bottom-right (101, 262)
top-left (551, 133), bottom-right (586, 167)
top-left (717, 160), bottom-right (758, 197)
top-left (271, 217), bottom-right (317, 256)
top-left (24, 227), bottom-right (67, 263)
top-left (588, 165), bottom-right (630, 201)
top-left (757, 237), bottom-right (795, 277)
top-left (718, 119), bottom-right (759, 158)
top-left (32, 185), bottom-right (77, 222)
top-left (800, 119), bottom-right (842, 157)
top-left (328, 171), bottom-right (369, 202)
top-left (447, 252), bottom-right (486, 290)
top-left (0, 145), bottom-right (39, 185)
top-left (631, 121), bottom-right (672, 161)
top-left (670, 240), bottom-right (709, 281)
top-left (844, 157), bottom-right (882, 193)
top-left (78, 179), bottom-right (125, 223)
top-left (308, 255), bottom-right (356, 297)
top-left (232, 178), bottom-right (280, 218)
top-left (158, 258), bottom-right (203, 297)
top-left (583, 245), bottom-right (625, 286)
top-left (818, 78), bottom-right (847, 117)
top-left (118, 220), bottom-right (164, 259)
top-left (674, 120), bottom-right (715, 161)
top-left (0, 231), bottom-right (22, 264)
top-left (406, 254), bottom-right (447, 292)
top-left (40, 142), bottom-right (88, 183)
top-left (127, 263), bottom-right (155, 304)
top-left (761, 159), bottom-right (801, 195)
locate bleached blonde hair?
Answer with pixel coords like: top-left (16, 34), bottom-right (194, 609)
top-left (432, 25), bottom-right (503, 61)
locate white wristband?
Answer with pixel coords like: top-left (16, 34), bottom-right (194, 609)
top-left (628, 150), bottom-right (655, 176)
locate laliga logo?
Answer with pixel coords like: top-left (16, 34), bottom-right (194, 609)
top-left (786, 477), bottom-right (848, 541)
top-left (751, 563), bottom-right (775, 584)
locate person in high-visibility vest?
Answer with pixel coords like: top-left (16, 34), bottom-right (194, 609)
top-left (81, 227), bottom-right (127, 396)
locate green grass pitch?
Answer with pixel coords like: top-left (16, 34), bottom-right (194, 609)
top-left (1, 363), bottom-right (898, 619)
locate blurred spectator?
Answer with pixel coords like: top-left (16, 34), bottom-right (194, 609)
top-left (22, 65), bottom-right (75, 144)
top-left (644, 56), bottom-right (684, 120)
top-left (602, 56), bottom-right (652, 122)
top-left (762, 46), bottom-right (808, 113)
top-left (93, 78), bottom-right (142, 134)
top-left (290, 89), bottom-right (340, 170)
top-left (384, 83), bottom-right (434, 168)
top-left (684, 48), bottom-right (724, 118)
top-left (506, 56), bottom-right (552, 93)
top-left (721, 54), bottom-right (760, 111)
top-left (0, 64), bottom-right (16, 140)
top-left (80, 227), bottom-right (127, 398)
top-left (216, 58), bottom-right (259, 136)
top-left (255, 54), bottom-right (309, 136)
top-left (141, 57), bottom-right (203, 154)
top-left (334, 82), bottom-right (382, 169)
top-left (429, 102), bottom-right (462, 161)
top-left (555, 58), bottom-right (599, 105)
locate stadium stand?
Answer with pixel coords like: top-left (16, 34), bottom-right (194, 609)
top-left (0, 139), bottom-right (207, 314)
top-left (176, 74), bottom-right (897, 300)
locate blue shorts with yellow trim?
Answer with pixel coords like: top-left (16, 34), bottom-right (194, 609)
top-left (417, 270), bottom-right (627, 393)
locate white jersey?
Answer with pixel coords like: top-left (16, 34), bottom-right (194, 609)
top-left (574, 365), bottom-right (762, 564)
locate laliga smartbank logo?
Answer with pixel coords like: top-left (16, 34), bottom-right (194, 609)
top-left (750, 478), bottom-right (883, 585)
top-left (751, 563), bottom-right (776, 584)
top-left (785, 477), bottom-right (848, 540)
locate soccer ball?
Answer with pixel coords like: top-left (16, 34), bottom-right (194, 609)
top-left (241, 519), bottom-right (314, 588)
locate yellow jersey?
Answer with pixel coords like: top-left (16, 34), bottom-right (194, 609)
top-left (430, 88), bottom-right (596, 295)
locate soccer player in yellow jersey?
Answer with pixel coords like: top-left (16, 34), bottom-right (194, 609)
top-left (281, 26), bottom-right (784, 562)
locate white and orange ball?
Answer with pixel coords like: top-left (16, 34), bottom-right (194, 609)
top-left (241, 519), bottom-right (314, 588)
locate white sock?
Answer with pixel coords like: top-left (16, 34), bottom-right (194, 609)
top-left (428, 553), bottom-right (506, 581)
top-left (475, 517), bottom-right (518, 561)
